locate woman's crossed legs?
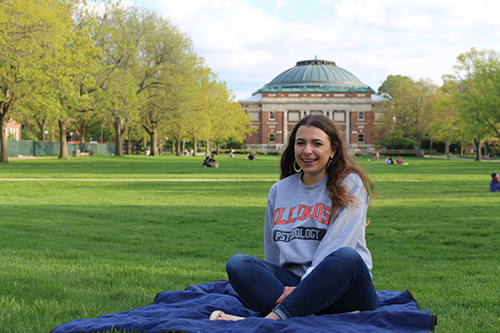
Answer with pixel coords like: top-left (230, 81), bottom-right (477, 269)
top-left (224, 247), bottom-right (379, 319)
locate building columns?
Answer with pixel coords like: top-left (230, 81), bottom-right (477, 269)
top-left (346, 110), bottom-right (351, 145)
top-left (283, 110), bottom-right (288, 145)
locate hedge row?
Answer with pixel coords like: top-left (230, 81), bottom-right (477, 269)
top-left (217, 149), bottom-right (281, 155)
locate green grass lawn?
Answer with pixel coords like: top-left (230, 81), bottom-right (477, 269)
top-left (1, 154), bottom-right (499, 332)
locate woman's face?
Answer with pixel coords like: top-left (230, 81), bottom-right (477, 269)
top-left (294, 125), bottom-right (336, 185)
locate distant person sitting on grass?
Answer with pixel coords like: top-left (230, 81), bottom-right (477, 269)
top-left (490, 173), bottom-right (500, 192)
top-left (246, 153), bottom-right (255, 162)
top-left (210, 114), bottom-right (379, 322)
top-left (396, 155), bottom-right (403, 165)
top-left (203, 156), bottom-right (212, 167)
top-left (209, 155), bottom-right (219, 167)
top-left (385, 156), bottom-right (393, 165)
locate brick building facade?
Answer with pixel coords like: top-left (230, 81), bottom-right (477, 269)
top-left (6, 119), bottom-right (21, 141)
top-left (240, 58), bottom-right (385, 151)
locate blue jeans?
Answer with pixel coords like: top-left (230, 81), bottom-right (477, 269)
top-left (226, 247), bottom-right (379, 318)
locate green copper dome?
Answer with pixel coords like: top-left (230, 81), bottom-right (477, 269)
top-left (256, 58), bottom-right (373, 94)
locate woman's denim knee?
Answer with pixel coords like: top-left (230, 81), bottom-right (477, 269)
top-left (226, 254), bottom-right (251, 276)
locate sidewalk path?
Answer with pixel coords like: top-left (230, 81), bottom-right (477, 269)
top-left (0, 178), bottom-right (278, 182)
top-left (0, 178), bottom-right (425, 182)
top-left (6, 156), bottom-right (58, 161)
top-left (424, 155), bottom-right (500, 161)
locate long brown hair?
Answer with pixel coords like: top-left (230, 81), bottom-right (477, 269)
top-left (280, 114), bottom-right (375, 216)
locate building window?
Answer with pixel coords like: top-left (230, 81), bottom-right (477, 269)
top-left (333, 112), bottom-right (345, 121)
top-left (269, 133), bottom-right (276, 142)
top-left (358, 133), bottom-right (364, 142)
top-left (269, 111), bottom-right (275, 120)
top-left (288, 111), bottom-right (299, 121)
top-left (248, 112), bottom-right (259, 121)
top-left (358, 112), bottom-right (364, 120)
top-left (337, 125), bottom-right (346, 136)
top-left (7, 128), bottom-right (19, 141)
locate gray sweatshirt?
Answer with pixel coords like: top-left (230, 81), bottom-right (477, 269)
top-left (264, 172), bottom-right (372, 280)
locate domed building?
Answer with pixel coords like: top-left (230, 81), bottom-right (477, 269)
top-left (240, 58), bottom-right (385, 151)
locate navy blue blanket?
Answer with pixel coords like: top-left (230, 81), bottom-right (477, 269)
top-left (52, 280), bottom-right (436, 333)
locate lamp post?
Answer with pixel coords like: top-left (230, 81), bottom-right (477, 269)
top-left (44, 130), bottom-right (48, 142)
top-left (70, 132), bottom-right (73, 142)
top-left (100, 124), bottom-right (104, 155)
top-left (277, 130), bottom-right (282, 145)
top-left (351, 130), bottom-right (357, 150)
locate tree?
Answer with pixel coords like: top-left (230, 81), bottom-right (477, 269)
top-left (49, 13), bottom-right (102, 159)
top-left (208, 81), bottom-right (254, 155)
top-left (447, 47), bottom-right (500, 161)
top-left (377, 75), bottom-right (413, 99)
top-left (135, 12), bottom-right (195, 157)
top-left (0, 0), bottom-right (78, 162)
top-left (429, 87), bottom-right (463, 159)
top-left (82, 2), bottom-right (144, 156)
top-left (377, 77), bottom-right (437, 157)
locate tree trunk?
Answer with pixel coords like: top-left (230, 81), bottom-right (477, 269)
top-left (484, 141), bottom-right (489, 157)
top-left (182, 140), bottom-right (186, 155)
top-left (474, 138), bottom-right (481, 161)
top-left (114, 117), bottom-right (124, 157)
top-left (36, 117), bottom-right (47, 142)
top-left (79, 129), bottom-right (86, 144)
top-left (206, 140), bottom-right (210, 156)
top-left (460, 146), bottom-right (464, 157)
top-left (216, 142), bottom-right (220, 155)
top-left (171, 139), bottom-right (175, 154)
top-left (193, 137), bottom-right (197, 156)
top-left (0, 110), bottom-right (9, 163)
top-left (127, 131), bottom-right (132, 155)
top-left (149, 128), bottom-right (158, 156)
top-left (445, 142), bottom-right (450, 160)
top-left (58, 119), bottom-right (70, 160)
top-left (415, 138), bottom-right (421, 158)
top-left (176, 138), bottom-right (181, 156)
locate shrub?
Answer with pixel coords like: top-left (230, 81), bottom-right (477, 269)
top-left (256, 150), bottom-right (266, 155)
top-left (381, 152), bottom-right (420, 157)
top-left (267, 151), bottom-right (281, 155)
top-left (376, 133), bottom-right (414, 150)
top-left (234, 150), bottom-right (252, 155)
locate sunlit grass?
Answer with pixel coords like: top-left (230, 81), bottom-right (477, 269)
top-left (0, 155), bottom-right (499, 332)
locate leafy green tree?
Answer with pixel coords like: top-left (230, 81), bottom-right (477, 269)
top-left (135, 12), bottom-right (195, 156)
top-left (0, 0), bottom-right (78, 162)
top-left (208, 81), bottom-right (254, 155)
top-left (377, 75), bottom-right (413, 99)
top-left (50, 18), bottom-right (102, 159)
top-left (446, 47), bottom-right (500, 161)
top-left (81, 2), bottom-right (144, 156)
top-left (429, 84), bottom-right (464, 159)
top-left (377, 77), bottom-right (437, 157)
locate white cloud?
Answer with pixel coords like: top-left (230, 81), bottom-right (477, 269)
top-left (152, 0), bottom-right (282, 51)
top-left (275, 0), bottom-right (288, 11)
top-left (142, 0), bottom-right (500, 98)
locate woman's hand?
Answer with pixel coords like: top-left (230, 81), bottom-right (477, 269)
top-left (276, 286), bottom-right (296, 305)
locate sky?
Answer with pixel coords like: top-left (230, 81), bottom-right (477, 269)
top-left (131, 0), bottom-right (500, 101)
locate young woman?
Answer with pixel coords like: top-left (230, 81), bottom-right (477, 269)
top-left (211, 114), bottom-right (379, 321)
